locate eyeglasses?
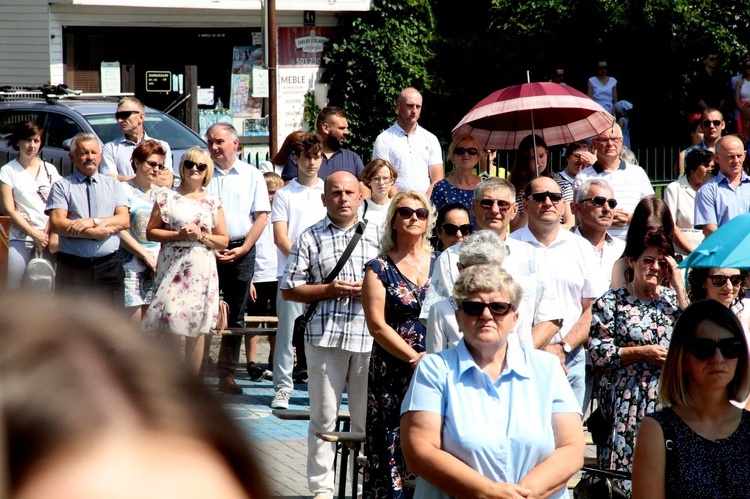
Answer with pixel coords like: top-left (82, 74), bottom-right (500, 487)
top-left (396, 206), bottom-right (429, 220)
top-left (640, 257), bottom-right (668, 269)
top-left (593, 137), bottom-right (623, 144)
top-left (370, 176), bottom-right (393, 184)
top-left (461, 301), bottom-right (514, 317)
top-left (478, 198), bottom-right (513, 211)
top-left (144, 160), bottom-right (166, 170)
top-left (454, 147), bottom-right (478, 156)
top-left (708, 274), bottom-right (744, 288)
top-left (580, 196), bottom-right (618, 209)
top-left (527, 191), bottom-right (563, 203)
top-left (183, 160), bottom-right (208, 172)
top-left (115, 110), bottom-right (141, 120)
top-left (572, 153), bottom-right (586, 161)
top-left (701, 120), bottom-right (722, 128)
top-left (687, 338), bottom-right (744, 360)
top-left (441, 223), bottom-right (473, 236)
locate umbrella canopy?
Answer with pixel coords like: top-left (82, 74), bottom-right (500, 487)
top-left (678, 213), bottom-right (750, 270)
top-left (452, 82), bottom-right (615, 150)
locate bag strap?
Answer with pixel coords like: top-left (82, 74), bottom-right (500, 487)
top-left (301, 220), bottom-right (367, 322)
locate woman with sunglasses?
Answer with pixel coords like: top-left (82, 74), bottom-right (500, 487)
top-left (432, 203), bottom-right (472, 251)
top-left (632, 300), bottom-right (750, 499)
top-left (590, 231), bottom-right (686, 494)
top-left (508, 134), bottom-right (574, 232)
top-left (429, 135), bottom-right (483, 228)
top-left (588, 58), bottom-right (618, 115)
top-left (143, 147), bottom-right (229, 374)
top-left (0, 120), bottom-right (61, 288)
top-left (664, 149), bottom-right (712, 256)
top-left (402, 264), bottom-right (584, 498)
top-left (688, 267), bottom-right (749, 330)
top-left (118, 139), bottom-right (168, 321)
top-left (361, 190), bottom-right (438, 498)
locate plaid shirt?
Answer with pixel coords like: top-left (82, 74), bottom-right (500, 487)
top-left (281, 215), bottom-right (381, 352)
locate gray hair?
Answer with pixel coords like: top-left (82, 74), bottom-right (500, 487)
top-left (206, 122), bottom-right (239, 142)
top-left (573, 179), bottom-right (612, 203)
top-left (473, 177), bottom-right (515, 201)
top-left (619, 146), bottom-right (638, 165)
top-left (69, 133), bottom-right (100, 151)
top-left (453, 264), bottom-right (523, 310)
top-left (457, 230), bottom-right (506, 267)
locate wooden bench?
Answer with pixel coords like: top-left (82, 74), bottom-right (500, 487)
top-left (212, 315), bottom-right (279, 336)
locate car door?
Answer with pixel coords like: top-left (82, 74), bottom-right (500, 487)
top-left (0, 109), bottom-right (46, 166)
top-left (42, 111), bottom-right (85, 176)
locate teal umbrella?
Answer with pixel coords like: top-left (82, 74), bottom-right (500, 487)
top-left (678, 213), bottom-right (750, 269)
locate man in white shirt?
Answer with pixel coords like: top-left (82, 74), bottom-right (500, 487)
top-left (372, 87), bottom-right (443, 194)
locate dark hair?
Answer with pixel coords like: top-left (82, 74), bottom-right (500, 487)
top-left (131, 139), bottom-right (167, 168)
top-left (687, 267), bottom-right (747, 309)
top-left (684, 148), bottom-right (713, 178)
top-left (0, 293), bottom-right (270, 497)
top-left (564, 141), bottom-right (588, 158)
top-left (624, 231), bottom-right (674, 283)
top-left (315, 106), bottom-right (347, 132)
top-left (623, 196), bottom-right (675, 260)
top-left (294, 132), bottom-right (323, 158)
top-left (508, 134), bottom-right (550, 192)
top-left (271, 130), bottom-right (305, 165)
top-left (436, 202), bottom-right (470, 229)
top-left (8, 121), bottom-right (44, 151)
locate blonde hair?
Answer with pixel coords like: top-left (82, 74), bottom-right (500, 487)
top-left (179, 147), bottom-right (214, 187)
top-left (380, 191), bottom-right (436, 254)
top-left (447, 134), bottom-right (486, 174)
top-left (263, 171), bottom-right (283, 190)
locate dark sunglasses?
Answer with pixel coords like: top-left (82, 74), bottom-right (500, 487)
top-left (527, 191), bottom-right (563, 203)
top-left (454, 147), bottom-right (478, 156)
top-left (687, 337), bottom-right (744, 360)
top-left (461, 301), bottom-right (514, 317)
top-left (396, 206), bottom-right (429, 220)
top-left (478, 198), bottom-right (512, 210)
top-left (144, 160), bottom-right (166, 170)
top-left (702, 119), bottom-right (722, 128)
top-left (184, 160), bottom-right (208, 172)
top-left (441, 223), bottom-right (473, 236)
top-left (708, 274), bottom-right (744, 288)
top-left (641, 257), bottom-right (668, 269)
top-left (580, 196), bottom-right (617, 209)
top-left (115, 110), bottom-right (141, 120)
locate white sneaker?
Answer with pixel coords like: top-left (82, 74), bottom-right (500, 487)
top-left (271, 390), bottom-right (290, 409)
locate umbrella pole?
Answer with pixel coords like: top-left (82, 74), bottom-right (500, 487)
top-left (527, 70), bottom-right (539, 177)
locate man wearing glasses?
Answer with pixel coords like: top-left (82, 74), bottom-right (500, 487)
top-left (574, 124), bottom-right (654, 240)
top-left (685, 108), bottom-right (725, 154)
top-left (100, 97), bottom-right (172, 181)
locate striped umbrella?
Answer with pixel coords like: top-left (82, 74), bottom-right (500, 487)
top-left (452, 82), bottom-right (615, 151)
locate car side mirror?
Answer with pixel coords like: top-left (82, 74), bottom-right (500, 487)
top-left (62, 138), bottom-right (72, 151)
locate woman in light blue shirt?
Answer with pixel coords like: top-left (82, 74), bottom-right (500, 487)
top-left (401, 265), bottom-right (584, 498)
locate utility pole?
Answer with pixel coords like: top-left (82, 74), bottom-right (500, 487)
top-left (265, 0), bottom-right (278, 156)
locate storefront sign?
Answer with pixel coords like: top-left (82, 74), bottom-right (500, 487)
top-left (276, 67), bottom-right (321, 146)
top-left (100, 61), bottom-right (121, 94)
top-left (278, 27), bottom-right (333, 67)
top-left (145, 71), bottom-right (172, 93)
top-left (253, 66), bottom-right (269, 98)
top-left (304, 11), bottom-right (316, 26)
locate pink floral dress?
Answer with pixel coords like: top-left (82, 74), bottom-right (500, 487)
top-left (142, 189), bottom-right (221, 337)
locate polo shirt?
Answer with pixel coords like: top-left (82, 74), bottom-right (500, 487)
top-left (574, 160), bottom-right (654, 240)
top-left (100, 132), bottom-right (172, 177)
top-left (694, 171), bottom-right (750, 228)
top-left (280, 148), bottom-right (364, 181)
top-left (45, 169), bottom-right (128, 258)
top-left (572, 226), bottom-right (625, 290)
top-left (206, 159), bottom-right (270, 241)
top-left (401, 339), bottom-right (579, 499)
top-left (372, 123), bottom-right (442, 193)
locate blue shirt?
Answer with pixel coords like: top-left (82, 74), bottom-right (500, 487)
top-left (45, 169), bottom-right (129, 257)
top-left (281, 148), bottom-right (364, 181)
top-left (694, 171), bottom-right (750, 228)
top-left (401, 339), bottom-right (579, 499)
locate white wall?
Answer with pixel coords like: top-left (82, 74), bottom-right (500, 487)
top-left (0, 0), bottom-right (54, 86)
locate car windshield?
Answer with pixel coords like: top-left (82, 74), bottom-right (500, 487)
top-left (84, 113), bottom-right (206, 149)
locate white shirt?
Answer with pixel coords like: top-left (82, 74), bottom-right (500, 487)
top-left (663, 175), bottom-right (704, 256)
top-left (206, 159), bottom-right (270, 241)
top-left (573, 226), bottom-right (625, 290)
top-left (100, 132), bottom-right (172, 177)
top-left (271, 178), bottom-right (326, 277)
top-left (510, 226), bottom-right (601, 344)
top-left (360, 197), bottom-right (391, 231)
top-left (253, 216), bottom-right (278, 283)
top-left (372, 123), bottom-right (442, 193)
top-left (0, 159), bottom-right (61, 240)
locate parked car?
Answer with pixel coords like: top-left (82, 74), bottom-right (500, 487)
top-left (0, 97), bottom-right (206, 176)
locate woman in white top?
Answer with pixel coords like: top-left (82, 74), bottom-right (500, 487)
top-left (0, 121), bottom-right (61, 288)
top-left (588, 59), bottom-right (618, 115)
top-left (735, 56), bottom-right (750, 134)
top-left (360, 158), bottom-right (396, 229)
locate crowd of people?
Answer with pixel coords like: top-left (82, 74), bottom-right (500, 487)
top-left (2, 83), bottom-right (750, 499)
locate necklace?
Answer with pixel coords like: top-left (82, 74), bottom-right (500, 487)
top-left (629, 281), bottom-right (657, 301)
top-left (395, 250), bottom-right (424, 276)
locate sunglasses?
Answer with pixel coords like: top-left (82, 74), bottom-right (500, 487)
top-left (580, 196), bottom-right (617, 209)
top-left (144, 160), bottom-right (166, 170)
top-left (115, 110), bottom-right (141, 120)
top-left (396, 206), bottom-right (429, 220)
top-left (527, 191), bottom-right (563, 203)
top-left (478, 198), bottom-right (512, 211)
top-left (454, 147), bottom-right (478, 156)
top-left (184, 160), bottom-right (208, 172)
top-left (441, 223), bottom-right (473, 236)
top-left (702, 120), bottom-right (722, 128)
top-left (687, 337), bottom-right (744, 360)
top-left (708, 274), bottom-right (744, 287)
top-left (641, 257), bottom-right (668, 269)
top-left (461, 301), bottom-right (514, 317)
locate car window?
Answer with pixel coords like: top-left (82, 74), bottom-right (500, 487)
top-left (0, 110), bottom-right (45, 140)
top-left (84, 113), bottom-right (206, 150)
top-left (44, 112), bottom-right (84, 149)
top-left (84, 115), bottom-right (122, 144)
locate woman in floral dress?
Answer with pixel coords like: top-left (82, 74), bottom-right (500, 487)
top-left (143, 147), bottom-right (228, 373)
top-left (361, 191), bottom-right (439, 498)
top-left (589, 232), bottom-right (687, 495)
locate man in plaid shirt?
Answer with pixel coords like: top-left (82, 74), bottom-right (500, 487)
top-left (281, 171), bottom-right (381, 499)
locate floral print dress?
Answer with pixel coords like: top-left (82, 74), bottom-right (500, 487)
top-left (142, 189), bottom-right (221, 337)
top-left (363, 252), bottom-right (438, 499)
top-left (589, 285), bottom-right (680, 493)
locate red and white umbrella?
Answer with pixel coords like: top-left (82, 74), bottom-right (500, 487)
top-left (452, 82), bottom-right (615, 150)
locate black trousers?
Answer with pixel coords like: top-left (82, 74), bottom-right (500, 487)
top-left (56, 251), bottom-right (125, 308)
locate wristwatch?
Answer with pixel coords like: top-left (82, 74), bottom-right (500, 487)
top-left (92, 217), bottom-right (100, 227)
top-left (560, 341), bottom-right (572, 354)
